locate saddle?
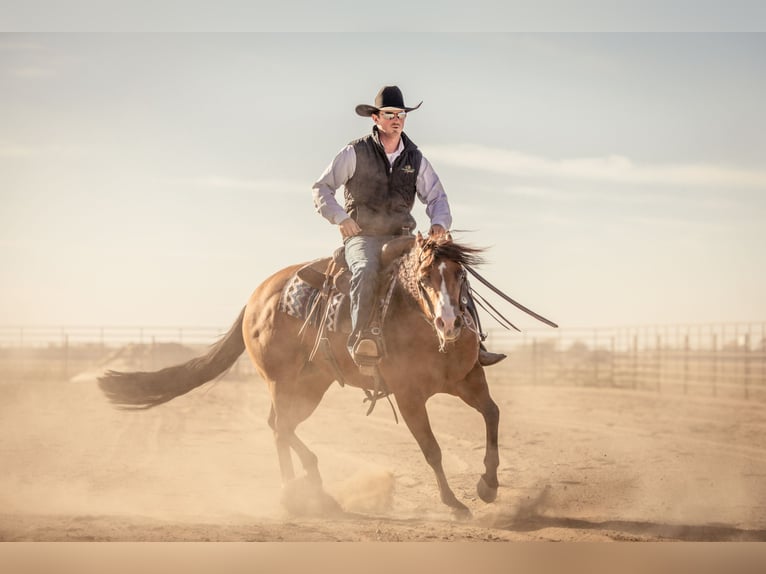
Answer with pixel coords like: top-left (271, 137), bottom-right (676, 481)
top-left (278, 237), bottom-right (415, 371)
top-left (295, 246), bottom-right (351, 296)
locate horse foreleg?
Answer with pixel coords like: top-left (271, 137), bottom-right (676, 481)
top-left (286, 433), bottom-right (321, 485)
top-left (455, 364), bottom-right (500, 503)
top-left (397, 396), bottom-right (471, 519)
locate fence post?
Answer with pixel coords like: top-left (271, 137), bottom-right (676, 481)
top-left (632, 333), bottom-right (638, 390)
top-left (712, 332), bottom-right (718, 398)
top-left (592, 329), bottom-right (599, 387)
top-left (744, 332), bottom-right (751, 400)
top-left (683, 333), bottom-right (689, 395)
top-left (609, 335), bottom-right (615, 387)
top-left (19, 327), bottom-right (25, 378)
top-left (762, 323), bottom-right (765, 399)
top-left (656, 334), bottom-right (662, 393)
top-left (62, 332), bottom-right (69, 381)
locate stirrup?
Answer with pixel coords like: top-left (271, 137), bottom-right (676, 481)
top-left (352, 337), bottom-right (382, 372)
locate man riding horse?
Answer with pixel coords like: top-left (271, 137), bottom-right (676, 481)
top-left (312, 85), bottom-right (505, 371)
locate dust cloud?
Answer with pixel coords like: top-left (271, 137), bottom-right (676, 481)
top-left (1, 346), bottom-right (766, 541)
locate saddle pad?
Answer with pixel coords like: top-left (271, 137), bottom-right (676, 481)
top-left (278, 273), bottom-right (347, 332)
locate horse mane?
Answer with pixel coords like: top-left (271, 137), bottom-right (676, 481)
top-left (395, 235), bottom-right (485, 301)
top-left (417, 236), bottom-right (486, 271)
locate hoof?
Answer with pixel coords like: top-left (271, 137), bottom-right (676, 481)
top-left (281, 477), bottom-right (343, 517)
top-left (477, 475), bottom-right (498, 503)
top-left (451, 504), bottom-right (473, 521)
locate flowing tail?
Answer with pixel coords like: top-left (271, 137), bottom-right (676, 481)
top-left (98, 307), bottom-right (246, 409)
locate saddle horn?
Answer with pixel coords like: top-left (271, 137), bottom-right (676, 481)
top-left (381, 235), bottom-right (416, 268)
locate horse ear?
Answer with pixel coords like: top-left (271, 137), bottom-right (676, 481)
top-left (416, 231), bottom-right (425, 247)
top-left (446, 231), bottom-right (453, 242)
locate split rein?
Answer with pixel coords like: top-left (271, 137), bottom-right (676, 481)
top-left (393, 241), bottom-right (560, 354)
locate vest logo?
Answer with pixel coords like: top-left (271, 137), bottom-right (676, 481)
top-left (401, 164), bottom-right (415, 174)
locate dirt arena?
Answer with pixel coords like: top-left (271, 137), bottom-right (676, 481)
top-left (2, 354), bottom-right (766, 542)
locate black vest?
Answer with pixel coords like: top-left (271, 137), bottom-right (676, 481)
top-left (344, 128), bottom-right (423, 236)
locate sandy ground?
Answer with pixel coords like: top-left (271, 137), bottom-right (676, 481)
top-left (1, 362), bottom-right (766, 542)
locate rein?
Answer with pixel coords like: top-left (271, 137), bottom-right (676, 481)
top-left (465, 265), bottom-right (558, 329)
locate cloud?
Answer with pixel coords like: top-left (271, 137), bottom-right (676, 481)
top-left (0, 143), bottom-right (35, 158)
top-left (493, 184), bottom-right (742, 210)
top-left (160, 176), bottom-right (305, 194)
top-left (426, 144), bottom-right (766, 188)
top-left (0, 142), bottom-right (87, 159)
top-left (0, 41), bottom-right (45, 52)
top-left (1, 42), bottom-right (56, 79)
top-left (625, 214), bottom-right (731, 233)
top-left (9, 67), bottom-right (56, 78)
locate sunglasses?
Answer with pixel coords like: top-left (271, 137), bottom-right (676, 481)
top-left (378, 111), bottom-right (407, 120)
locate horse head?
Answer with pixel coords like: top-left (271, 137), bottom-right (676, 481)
top-left (413, 232), bottom-right (484, 350)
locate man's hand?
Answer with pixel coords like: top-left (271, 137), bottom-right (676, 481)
top-left (429, 224), bottom-right (447, 239)
top-left (339, 218), bottom-right (362, 239)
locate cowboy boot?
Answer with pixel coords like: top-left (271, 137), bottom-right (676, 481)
top-left (351, 328), bottom-right (384, 377)
top-left (478, 343), bottom-right (506, 367)
top-left (353, 331), bottom-right (383, 364)
top-left (463, 288), bottom-right (506, 366)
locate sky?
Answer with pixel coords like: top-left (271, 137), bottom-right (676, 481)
top-left (1, 32), bottom-right (765, 331)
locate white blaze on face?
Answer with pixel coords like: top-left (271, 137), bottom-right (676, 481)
top-left (435, 262), bottom-right (459, 336)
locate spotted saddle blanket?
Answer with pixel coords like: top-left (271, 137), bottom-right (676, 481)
top-left (277, 256), bottom-right (351, 334)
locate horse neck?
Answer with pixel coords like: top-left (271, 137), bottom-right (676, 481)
top-left (394, 247), bottom-right (425, 307)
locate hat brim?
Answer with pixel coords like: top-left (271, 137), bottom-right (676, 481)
top-left (355, 101), bottom-right (422, 117)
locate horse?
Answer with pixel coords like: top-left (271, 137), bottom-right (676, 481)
top-left (98, 232), bottom-right (500, 518)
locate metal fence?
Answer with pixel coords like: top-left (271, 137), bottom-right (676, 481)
top-left (484, 322), bottom-right (766, 401)
top-left (2, 323), bottom-right (765, 400)
top-left (0, 325), bottom-right (254, 381)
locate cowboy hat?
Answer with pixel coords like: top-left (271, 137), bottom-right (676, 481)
top-left (355, 85), bottom-right (423, 117)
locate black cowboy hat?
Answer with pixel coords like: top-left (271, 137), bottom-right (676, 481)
top-left (355, 85), bottom-right (423, 117)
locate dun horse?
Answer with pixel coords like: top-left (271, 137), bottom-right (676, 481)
top-left (99, 233), bottom-right (500, 518)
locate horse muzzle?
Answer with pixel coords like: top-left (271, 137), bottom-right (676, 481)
top-left (435, 314), bottom-right (463, 344)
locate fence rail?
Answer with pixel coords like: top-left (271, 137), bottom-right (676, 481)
top-left (0, 325), bottom-right (246, 381)
top-left (2, 323), bottom-right (765, 400)
top-left (485, 322), bottom-right (766, 401)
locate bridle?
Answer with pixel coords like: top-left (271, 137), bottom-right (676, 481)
top-left (415, 259), bottom-right (475, 352)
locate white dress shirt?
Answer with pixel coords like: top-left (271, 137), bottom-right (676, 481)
top-left (312, 138), bottom-right (453, 230)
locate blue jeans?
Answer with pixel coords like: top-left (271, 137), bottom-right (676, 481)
top-left (344, 235), bottom-right (392, 354)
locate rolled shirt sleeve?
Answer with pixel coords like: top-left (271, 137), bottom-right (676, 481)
top-left (417, 155), bottom-right (452, 230)
top-left (312, 144), bottom-right (356, 225)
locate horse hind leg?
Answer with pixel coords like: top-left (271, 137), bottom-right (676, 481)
top-left (268, 404), bottom-right (321, 486)
top-left (397, 396), bottom-right (471, 519)
top-left (268, 402), bottom-right (326, 488)
top-left (267, 377), bottom-right (341, 515)
top-left (268, 404), bottom-right (298, 483)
